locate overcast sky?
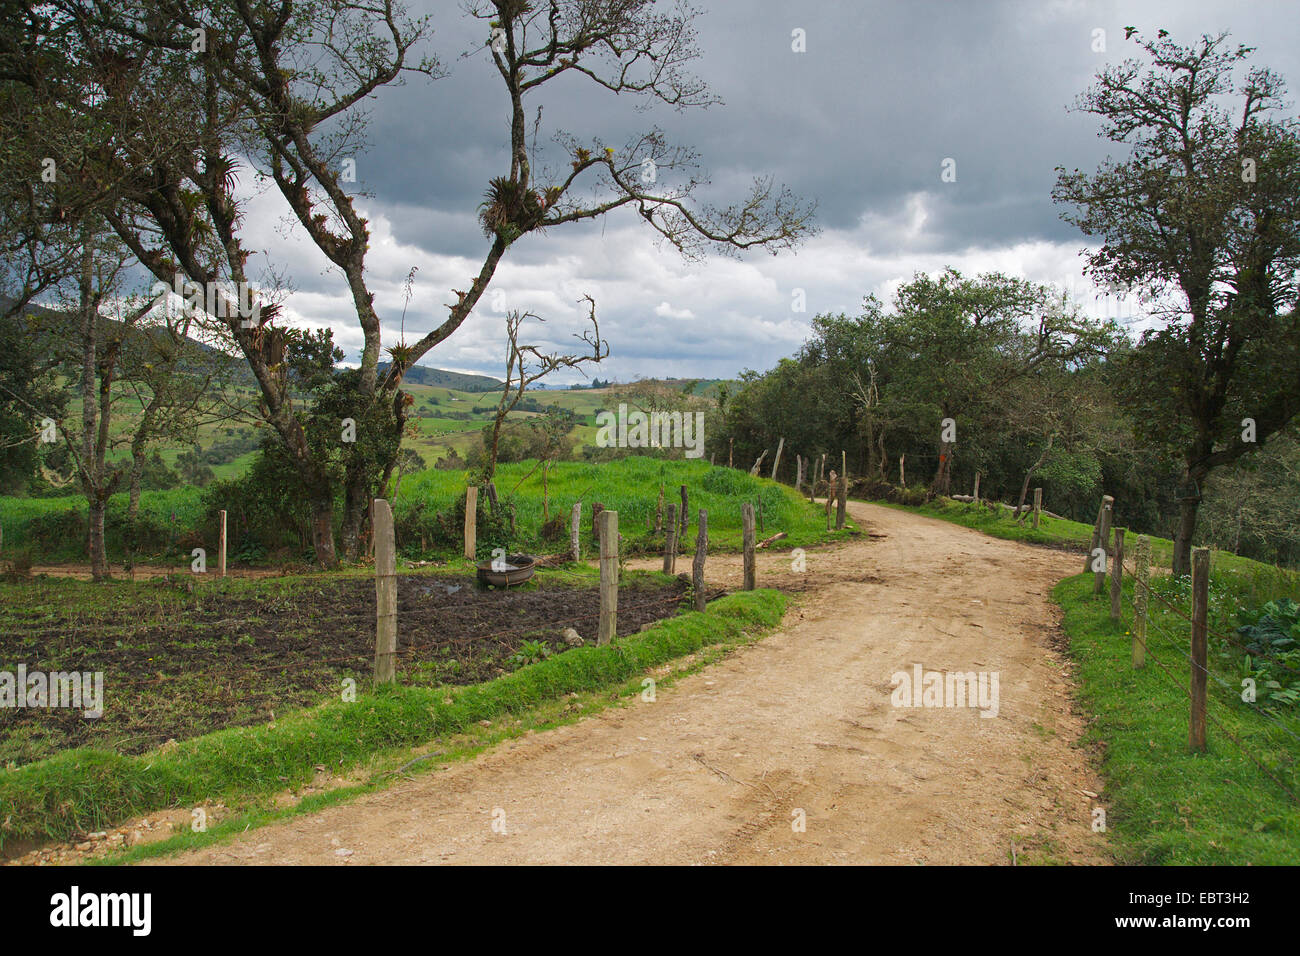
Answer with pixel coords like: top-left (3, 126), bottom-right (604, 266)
top-left (234, 0), bottom-right (1300, 384)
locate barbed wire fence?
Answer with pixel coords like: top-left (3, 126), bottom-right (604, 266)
top-left (2, 496), bottom-right (745, 761)
top-left (1082, 498), bottom-right (1300, 802)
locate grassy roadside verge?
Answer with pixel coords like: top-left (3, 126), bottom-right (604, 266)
top-left (869, 495), bottom-right (1287, 575)
top-left (0, 588), bottom-right (787, 856)
top-left (864, 493), bottom-right (1300, 864)
top-left (93, 617), bottom-right (763, 865)
top-left (1055, 573), bottom-right (1300, 864)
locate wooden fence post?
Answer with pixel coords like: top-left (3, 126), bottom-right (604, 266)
top-left (1133, 535), bottom-right (1150, 668)
top-left (654, 485), bottom-right (663, 534)
top-left (464, 486), bottom-right (478, 561)
top-left (728, 437), bottom-right (734, 469)
top-left (1189, 547), bottom-right (1210, 752)
top-left (742, 502), bottom-right (756, 591)
top-left (373, 498), bottom-right (397, 685)
top-left (1110, 526), bottom-right (1126, 621)
top-left (680, 485), bottom-right (688, 537)
top-left (570, 501), bottom-right (581, 562)
top-left (973, 472), bottom-right (981, 503)
top-left (597, 510), bottom-right (619, 646)
top-left (663, 503), bottom-right (678, 574)
top-left (693, 509), bottom-right (708, 612)
top-left (1092, 502), bottom-right (1112, 598)
top-left (899, 455), bottom-right (905, 488)
top-left (218, 509), bottom-right (227, 577)
top-left (771, 436), bottom-right (784, 481)
top-left (1032, 487), bottom-right (1042, 529)
top-left (836, 474), bottom-right (847, 530)
top-left (1085, 494), bottom-right (1114, 574)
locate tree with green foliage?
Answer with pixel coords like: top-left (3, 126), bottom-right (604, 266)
top-left (1054, 30), bottom-right (1300, 574)
top-left (3, 0), bottom-right (813, 569)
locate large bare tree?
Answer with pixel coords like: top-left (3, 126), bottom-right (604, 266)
top-left (5, 0), bottom-right (814, 568)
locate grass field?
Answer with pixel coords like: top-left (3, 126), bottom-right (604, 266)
top-left (394, 456), bottom-right (845, 557)
top-left (869, 491), bottom-right (1300, 865)
top-left (0, 455), bottom-right (842, 564)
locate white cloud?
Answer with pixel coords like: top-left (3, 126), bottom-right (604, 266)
top-left (654, 301), bottom-right (696, 320)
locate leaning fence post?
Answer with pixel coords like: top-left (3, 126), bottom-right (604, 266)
top-left (597, 509), bottom-right (619, 645)
top-left (464, 485), bottom-right (478, 561)
top-left (1110, 527), bottom-right (1126, 622)
top-left (373, 498), bottom-right (397, 685)
top-left (1189, 546), bottom-right (1210, 752)
top-left (742, 502), bottom-right (756, 591)
top-left (771, 437), bottom-right (784, 481)
top-left (218, 509), bottom-right (227, 577)
top-left (1092, 498), bottom-right (1113, 595)
top-left (1032, 487), bottom-right (1042, 529)
top-left (1085, 494), bottom-right (1114, 574)
top-left (1133, 535), bottom-right (1150, 669)
top-left (693, 510), bottom-right (708, 612)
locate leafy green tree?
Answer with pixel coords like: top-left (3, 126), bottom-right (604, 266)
top-left (1054, 30), bottom-right (1300, 573)
top-left (5, 1), bottom-right (813, 568)
top-left (0, 306), bottom-right (65, 493)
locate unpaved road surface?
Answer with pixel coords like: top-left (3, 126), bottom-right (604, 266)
top-left (157, 501), bottom-right (1109, 865)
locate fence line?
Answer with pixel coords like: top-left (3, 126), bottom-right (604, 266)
top-left (1085, 495), bottom-right (1300, 800)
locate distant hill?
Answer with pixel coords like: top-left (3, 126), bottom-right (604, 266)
top-left (382, 363), bottom-right (503, 392)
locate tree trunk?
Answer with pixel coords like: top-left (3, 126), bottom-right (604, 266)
top-left (310, 494), bottom-right (338, 569)
top-left (1015, 435), bottom-right (1055, 516)
top-left (339, 466), bottom-right (370, 561)
top-left (124, 457), bottom-right (144, 574)
top-left (1172, 495), bottom-right (1200, 576)
top-left (87, 497), bottom-right (108, 582)
top-left (485, 409), bottom-right (507, 482)
top-left (931, 441), bottom-right (954, 495)
top-left (1172, 462), bottom-right (1209, 576)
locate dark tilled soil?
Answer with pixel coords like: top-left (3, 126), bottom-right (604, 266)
top-left (0, 574), bottom-right (718, 767)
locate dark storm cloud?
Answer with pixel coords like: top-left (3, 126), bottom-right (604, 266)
top-left (257, 0), bottom-right (1300, 376)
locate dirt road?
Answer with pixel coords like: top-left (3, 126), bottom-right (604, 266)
top-left (156, 500), bottom-right (1109, 865)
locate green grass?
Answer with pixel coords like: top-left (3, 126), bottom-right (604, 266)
top-left (1056, 571), bottom-right (1300, 864)
top-left (0, 487), bottom-right (205, 563)
top-left (396, 456), bottom-right (847, 555)
top-left (0, 587), bottom-right (787, 854)
top-left (878, 494), bottom-right (1288, 577)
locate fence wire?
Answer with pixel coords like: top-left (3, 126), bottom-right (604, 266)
top-left (0, 570), bottom-right (719, 762)
top-left (1103, 551), bottom-right (1299, 801)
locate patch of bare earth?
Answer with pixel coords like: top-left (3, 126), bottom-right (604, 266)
top-left (140, 500), bottom-right (1108, 865)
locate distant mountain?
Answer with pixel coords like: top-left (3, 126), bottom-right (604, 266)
top-left (4, 298), bottom-right (508, 394)
top-left (381, 363), bottom-right (503, 392)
